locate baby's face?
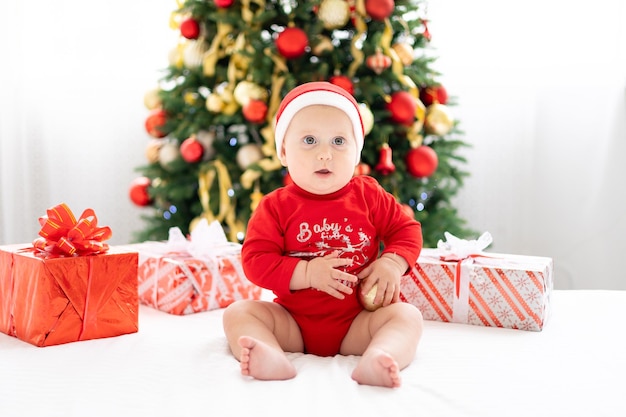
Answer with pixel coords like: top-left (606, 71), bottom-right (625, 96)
top-left (280, 105), bottom-right (358, 195)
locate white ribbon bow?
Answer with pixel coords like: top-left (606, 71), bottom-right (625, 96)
top-left (167, 219), bottom-right (240, 259)
top-left (434, 231), bottom-right (493, 324)
top-left (436, 231), bottom-right (493, 261)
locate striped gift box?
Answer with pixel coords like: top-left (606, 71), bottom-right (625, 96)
top-left (400, 248), bottom-right (553, 331)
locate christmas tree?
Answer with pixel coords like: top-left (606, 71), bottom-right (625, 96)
top-left (130, 0), bottom-right (475, 247)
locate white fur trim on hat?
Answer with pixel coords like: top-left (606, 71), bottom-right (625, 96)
top-left (274, 86), bottom-right (365, 166)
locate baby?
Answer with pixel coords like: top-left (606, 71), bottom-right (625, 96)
top-left (223, 81), bottom-right (424, 388)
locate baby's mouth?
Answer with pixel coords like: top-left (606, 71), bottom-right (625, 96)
top-left (315, 169), bottom-right (331, 174)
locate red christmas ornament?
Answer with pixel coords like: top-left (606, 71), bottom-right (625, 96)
top-left (365, 0), bottom-right (395, 20)
top-left (366, 50), bottom-right (392, 74)
top-left (129, 176), bottom-right (152, 207)
top-left (214, 0), bottom-right (235, 7)
top-left (180, 136), bottom-right (204, 163)
top-left (276, 27), bottom-right (309, 59)
top-left (145, 109), bottom-right (167, 138)
top-left (375, 143), bottom-right (396, 175)
top-left (420, 84), bottom-right (448, 106)
top-left (354, 162), bottom-right (371, 176)
top-left (329, 75), bottom-right (354, 95)
top-left (406, 145), bottom-right (438, 178)
top-left (242, 99), bottom-right (268, 124)
top-left (180, 17), bottom-right (200, 39)
top-left (420, 18), bottom-right (432, 42)
top-left (387, 91), bottom-right (417, 126)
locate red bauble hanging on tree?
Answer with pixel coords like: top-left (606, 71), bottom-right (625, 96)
top-left (180, 17), bottom-right (200, 39)
top-left (375, 143), bottom-right (396, 175)
top-left (366, 50), bottom-right (392, 74)
top-left (387, 91), bottom-right (417, 126)
top-left (145, 109), bottom-right (167, 138)
top-left (180, 136), bottom-right (204, 163)
top-left (276, 27), bottom-right (309, 59)
top-left (329, 75), bottom-right (354, 95)
top-left (365, 0), bottom-right (395, 20)
top-left (214, 0), bottom-right (235, 8)
top-left (406, 145), bottom-right (438, 178)
top-left (242, 99), bottom-right (268, 123)
top-left (420, 84), bottom-right (448, 106)
top-left (129, 176), bottom-right (152, 207)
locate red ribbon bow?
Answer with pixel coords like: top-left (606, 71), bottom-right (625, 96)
top-left (32, 203), bottom-right (112, 256)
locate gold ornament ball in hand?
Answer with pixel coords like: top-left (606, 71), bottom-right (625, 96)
top-left (359, 283), bottom-right (383, 311)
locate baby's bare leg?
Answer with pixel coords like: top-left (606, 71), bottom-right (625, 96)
top-left (222, 300), bottom-right (303, 380)
top-left (342, 302), bottom-right (423, 388)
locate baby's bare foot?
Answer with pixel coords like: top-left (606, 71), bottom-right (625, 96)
top-left (238, 336), bottom-right (296, 381)
top-left (351, 349), bottom-right (401, 388)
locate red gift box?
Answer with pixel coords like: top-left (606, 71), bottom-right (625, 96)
top-left (121, 219), bottom-right (261, 315)
top-left (0, 203), bottom-right (138, 346)
top-left (121, 241), bottom-right (261, 315)
top-left (400, 246), bottom-right (553, 332)
top-left (0, 244), bottom-right (138, 346)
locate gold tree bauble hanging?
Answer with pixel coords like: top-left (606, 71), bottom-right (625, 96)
top-left (236, 144), bottom-right (264, 170)
top-left (318, 0), bottom-right (350, 30)
top-left (206, 93), bottom-right (224, 113)
top-left (182, 40), bottom-right (207, 69)
top-left (158, 142), bottom-right (180, 170)
top-left (392, 42), bottom-right (414, 66)
top-left (425, 103), bottom-right (454, 136)
top-left (233, 80), bottom-right (268, 106)
top-left (145, 139), bottom-right (162, 164)
top-left (196, 130), bottom-right (217, 161)
top-left (143, 88), bottom-right (162, 110)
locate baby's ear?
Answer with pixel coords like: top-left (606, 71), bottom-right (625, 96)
top-left (279, 147), bottom-right (288, 167)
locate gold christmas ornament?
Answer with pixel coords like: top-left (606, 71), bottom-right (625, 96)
top-left (183, 91), bottom-right (199, 105)
top-left (392, 42), bottom-right (414, 66)
top-left (145, 139), bottom-right (162, 164)
top-left (358, 283), bottom-right (383, 311)
top-left (236, 143), bottom-right (264, 170)
top-left (358, 103), bottom-right (374, 135)
top-left (233, 80), bottom-right (269, 106)
top-left (318, 0), bottom-right (351, 30)
top-left (143, 88), bottom-right (162, 110)
top-left (205, 93), bottom-right (224, 113)
top-left (158, 142), bottom-right (180, 170)
top-left (220, 89), bottom-right (239, 116)
top-left (196, 129), bottom-right (216, 160)
top-left (182, 40), bottom-right (207, 69)
top-left (425, 103), bottom-right (454, 136)
top-left (168, 43), bottom-right (185, 68)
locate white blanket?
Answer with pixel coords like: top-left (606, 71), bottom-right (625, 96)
top-left (1, 290), bottom-right (624, 417)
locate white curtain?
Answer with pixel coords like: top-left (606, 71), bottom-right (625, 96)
top-left (1, 0), bottom-right (625, 289)
top-left (429, 0), bottom-right (626, 289)
top-left (0, 0), bottom-right (174, 246)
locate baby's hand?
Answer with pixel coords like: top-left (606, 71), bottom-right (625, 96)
top-left (306, 251), bottom-right (358, 299)
top-left (357, 255), bottom-right (407, 307)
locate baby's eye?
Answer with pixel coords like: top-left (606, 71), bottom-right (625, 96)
top-left (303, 135), bottom-right (316, 145)
top-left (332, 136), bottom-right (346, 146)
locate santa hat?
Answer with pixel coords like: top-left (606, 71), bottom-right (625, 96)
top-left (274, 81), bottom-right (365, 165)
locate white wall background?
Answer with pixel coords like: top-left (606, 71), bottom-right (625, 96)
top-left (1, 0), bottom-right (625, 290)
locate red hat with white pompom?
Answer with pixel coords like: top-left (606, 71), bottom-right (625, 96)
top-left (274, 81), bottom-right (365, 166)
